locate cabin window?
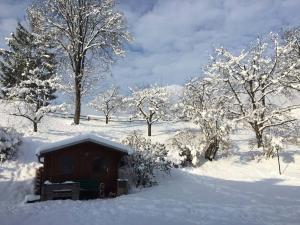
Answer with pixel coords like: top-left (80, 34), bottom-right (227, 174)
top-left (92, 158), bottom-right (109, 175)
top-left (59, 156), bottom-right (75, 175)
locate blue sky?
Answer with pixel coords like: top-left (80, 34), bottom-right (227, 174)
top-left (1, 0), bottom-right (300, 89)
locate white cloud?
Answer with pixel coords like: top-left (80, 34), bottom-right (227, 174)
top-left (112, 0), bottom-right (300, 89)
top-left (0, 0), bottom-right (300, 90)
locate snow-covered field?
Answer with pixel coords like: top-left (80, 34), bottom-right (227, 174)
top-left (0, 112), bottom-right (300, 225)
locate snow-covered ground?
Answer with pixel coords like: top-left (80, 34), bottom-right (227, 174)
top-left (0, 112), bottom-right (300, 225)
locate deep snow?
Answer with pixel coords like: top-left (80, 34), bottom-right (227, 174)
top-left (0, 112), bottom-right (300, 225)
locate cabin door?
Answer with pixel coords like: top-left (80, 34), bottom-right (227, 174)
top-left (91, 155), bottom-right (111, 196)
top-left (83, 154), bottom-right (109, 187)
top-left (87, 156), bottom-right (109, 181)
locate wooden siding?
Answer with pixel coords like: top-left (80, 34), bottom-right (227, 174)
top-left (40, 141), bottom-right (125, 197)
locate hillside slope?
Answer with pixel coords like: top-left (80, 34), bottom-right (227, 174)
top-left (0, 114), bottom-right (299, 225)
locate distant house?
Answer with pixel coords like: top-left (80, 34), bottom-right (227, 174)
top-left (35, 134), bottom-right (130, 200)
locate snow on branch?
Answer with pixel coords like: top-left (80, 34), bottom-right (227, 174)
top-left (206, 35), bottom-right (299, 149)
top-left (125, 85), bottom-right (171, 136)
top-left (89, 86), bottom-right (123, 124)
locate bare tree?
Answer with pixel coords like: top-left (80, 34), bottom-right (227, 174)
top-left (125, 85), bottom-right (170, 136)
top-left (28, 0), bottom-right (131, 124)
top-left (89, 87), bottom-right (123, 124)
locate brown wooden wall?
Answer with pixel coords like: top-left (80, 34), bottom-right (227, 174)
top-left (41, 141), bottom-right (125, 195)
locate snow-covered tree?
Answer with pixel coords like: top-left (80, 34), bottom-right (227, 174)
top-left (125, 85), bottom-right (170, 136)
top-left (7, 79), bottom-right (63, 132)
top-left (0, 23), bottom-right (55, 98)
top-left (181, 77), bottom-right (232, 161)
top-left (28, 0), bottom-right (131, 125)
top-left (89, 87), bottom-right (123, 124)
top-left (0, 24), bottom-right (27, 98)
top-left (280, 28), bottom-right (300, 91)
top-left (207, 36), bottom-right (298, 151)
top-left (122, 132), bottom-right (171, 188)
top-left (0, 23), bottom-right (62, 132)
top-left (0, 127), bottom-right (22, 163)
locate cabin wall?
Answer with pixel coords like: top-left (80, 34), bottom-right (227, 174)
top-left (42, 142), bottom-right (124, 195)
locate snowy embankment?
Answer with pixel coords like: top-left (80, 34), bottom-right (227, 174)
top-left (0, 113), bottom-right (300, 225)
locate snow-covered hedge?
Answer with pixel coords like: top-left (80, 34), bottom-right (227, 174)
top-left (170, 130), bottom-right (231, 167)
top-left (0, 127), bottom-right (22, 162)
top-left (169, 131), bottom-right (199, 167)
top-left (122, 132), bottom-right (171, 188)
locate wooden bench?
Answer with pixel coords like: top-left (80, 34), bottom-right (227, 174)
top-left (117, 179), bottom-right (128, 196)
top-left (78, 180), bottom-right (99, 192)
top-left (78, 180), bottom-right (106, 198)
top-left (41, 182), bottom-right (80, 201)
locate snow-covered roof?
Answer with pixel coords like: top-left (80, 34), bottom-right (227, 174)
top-left (37, 134), bottom-right (131, 156)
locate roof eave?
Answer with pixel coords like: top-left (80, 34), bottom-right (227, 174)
top-left (37, 138), bottom-right (130, 157)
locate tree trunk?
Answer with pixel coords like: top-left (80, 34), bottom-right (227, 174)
top-left (205, 137), bottom-right (219, 161)
top-left (74, 80), bottom-right (81, 125)
top-left (147, 123), bottom-right (152, 136)
top-left (277, 148), bottom-right (282, 175)
top-left (253, 126), bottom-right (263, 148)
top-left (105, 115), bottom-right (109, 124)
top-left (212, 138), bottom-right (219, 160)
top-left (33, 122), bottom-right (38, 132)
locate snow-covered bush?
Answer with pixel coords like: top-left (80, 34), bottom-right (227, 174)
top-left (169, 131), bottom-right (198, 167)
top-left (170, 130), bottom-right (231, 167)
top-left (285, 123), bottom-right (300, 145)
top-left (262, 135), bottom-right (284, 158)
top-left (122, 132), bottom-right (171, 188)
top-left (0, 127), bottom-right (22, 162)
top-left (181, 77), bottom-right (232, 161)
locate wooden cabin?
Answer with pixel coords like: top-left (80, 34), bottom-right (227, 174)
top-left (36, 134), bottom-right (130, 200)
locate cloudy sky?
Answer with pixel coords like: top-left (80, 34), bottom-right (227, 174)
top-left (1, 0), bottom-right (300, 89)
